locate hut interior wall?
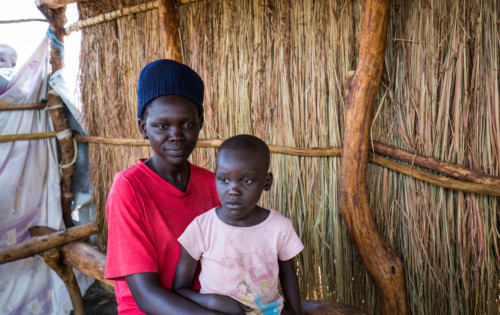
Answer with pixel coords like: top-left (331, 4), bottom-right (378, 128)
top-left (78, 0), bottom-right (499, 314)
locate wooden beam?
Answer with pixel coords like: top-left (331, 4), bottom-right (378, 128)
top-left (158, 0), bottom-right (182, 61)
top-left (43, 248), bottom-right (86, 315)
top-left (0, 222), bottom-right (98, 265)
top-left (339, 0), bottom-right (409, 313)
top-left (35, 0), bottom-right (86, 9)
top-left (61, 242), bottom-right (113, 287)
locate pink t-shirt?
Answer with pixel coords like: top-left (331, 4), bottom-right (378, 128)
top-left (178, 208), bottom-right (304, 314)
top-left (105, 160), bottom-right (220, 315)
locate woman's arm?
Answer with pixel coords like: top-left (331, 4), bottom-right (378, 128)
top-left (278, 258), bottom-right (302, 315)
top-left (125, 272), bottom-right (223, 315)
top-left (172, 247), bottom-right (251, 314)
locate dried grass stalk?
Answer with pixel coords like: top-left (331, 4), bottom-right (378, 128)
top-left (79, 0), bottom-right (499, 313)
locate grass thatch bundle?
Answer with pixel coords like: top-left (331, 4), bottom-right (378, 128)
top-left (79, 0), bottom-right (499, 314)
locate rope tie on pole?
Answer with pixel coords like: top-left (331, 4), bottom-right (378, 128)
top-left (46, 28), bottom-right (64, 60)
top-left (59, 137), bottom-right (78, 180)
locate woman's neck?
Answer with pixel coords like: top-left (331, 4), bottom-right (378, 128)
top-left (146, 155), bottom-right (191, 192)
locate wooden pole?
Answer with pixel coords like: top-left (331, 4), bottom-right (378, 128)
top-left (158, 0), bottom-right (183, 61)
top-left (372, 141), bottom-right (500, 186)
top-left (65, 1), bottom-right (158, 35)
top-left (339, 0), bottom-right (409, 313)
top-left (0, 222), bottom-right (98, 265)
top-left (37, 3), bottom-right (75, 228)
top-left (74, 135), bottom-right (500, 196)
top-left (43, 248), bottom-right (87, 315)
top-left (0, 102), bottom-right (47, 111)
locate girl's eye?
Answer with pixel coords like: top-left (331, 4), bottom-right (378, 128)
top-left (219, 177), bottom-right (229, 183)
top-left (157, 124), bottom-right (168, 130)
top-left (182, 122), bottom-right (194, 129)
top-left (242, 178), bottom-right (253, 184)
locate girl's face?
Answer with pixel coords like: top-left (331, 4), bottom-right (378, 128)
top-left (138, 95), bottom-right (202, 167)
top-left (214, 148), bottom-right (272, 226)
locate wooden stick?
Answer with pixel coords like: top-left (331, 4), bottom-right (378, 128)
top-left (339, 0), bottom-right (409, 313)
top-left (0, 222), bottom-right (98, 265)
top-left (43, 248), bottom-right (86, 315)
top-left (0, 19), bottom-right (47, 24)
top-left (369, 153), bottom-right (500, 196)
top-left (64, 1), bottom-right (158, 35)
top-left (0, 132), bottom-right (57, 143)
top-left (158, 0), bottom-right (182, 61)
top-left (372, 141), bottom-right (500, 186)
top-left (0, 102), bottom-right (47, 111)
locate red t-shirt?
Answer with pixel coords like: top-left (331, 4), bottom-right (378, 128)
top-left (104, 160), bottom-right (220, 314)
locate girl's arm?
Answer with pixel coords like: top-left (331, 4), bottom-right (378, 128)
top-left (278, 258), bottom-right (303, 315)
top-left (172, 246), bottom-right (251, 315)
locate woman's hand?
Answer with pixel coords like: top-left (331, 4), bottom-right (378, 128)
top-left (204, 293), bottom-right (253, 314)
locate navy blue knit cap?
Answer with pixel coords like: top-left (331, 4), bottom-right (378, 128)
top-left (137, 59), bottom-right (204, 119)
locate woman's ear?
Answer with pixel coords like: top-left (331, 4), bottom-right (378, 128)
top-left (138, 119), bottom-right (147, 140)
top-left (264, 172), bottom-right (273, 191)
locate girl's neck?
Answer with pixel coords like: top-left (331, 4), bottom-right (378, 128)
top-left (216, 206), bottom-right (270, 227)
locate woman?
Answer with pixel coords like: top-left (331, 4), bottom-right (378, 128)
top-left (105, 59), bottom-right (232, 314)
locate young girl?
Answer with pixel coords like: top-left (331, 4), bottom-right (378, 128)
top-left (173, 135), bottom-right (304, 315)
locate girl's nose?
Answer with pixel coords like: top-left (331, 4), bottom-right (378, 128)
top-left (228, 183), bottom-right (241, 195)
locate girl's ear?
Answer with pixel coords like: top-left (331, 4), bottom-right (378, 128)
top-left (264, 172), bottom-right (273, 191)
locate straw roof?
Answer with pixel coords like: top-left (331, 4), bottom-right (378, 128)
top-left (78, 0), bottom-right (499, 314)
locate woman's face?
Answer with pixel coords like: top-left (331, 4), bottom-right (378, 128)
top-left (138, 95), bottom-right (203, 167)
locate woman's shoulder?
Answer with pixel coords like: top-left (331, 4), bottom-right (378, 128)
top-left (110, 161), bottom-right (148, 189)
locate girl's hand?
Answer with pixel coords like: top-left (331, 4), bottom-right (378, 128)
top-left (205, 294), bottom-right (253, 314)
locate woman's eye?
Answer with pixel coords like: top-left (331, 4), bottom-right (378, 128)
top-left (242, 178), bottom-right (253, 184)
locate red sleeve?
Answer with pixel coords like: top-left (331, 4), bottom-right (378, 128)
top-left (104, 173), bottom-right (158, 279)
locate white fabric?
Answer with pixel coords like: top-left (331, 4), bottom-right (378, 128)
top-left (0, 37), bottom-right (92, 315)
top-left (49, 69), bottom-right (86, 133)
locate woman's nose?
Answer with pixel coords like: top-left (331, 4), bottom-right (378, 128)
top-left (168, 126), bottom-right (184, 141)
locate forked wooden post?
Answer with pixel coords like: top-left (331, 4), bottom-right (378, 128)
top-left (158, 0), bottom-right (183, 61)
top-left (43, 248), bottom-right (87, 315)
top-left (37, 2), bottom-right (75, 228)
top-left (339, 0), bottom-right (409, 313)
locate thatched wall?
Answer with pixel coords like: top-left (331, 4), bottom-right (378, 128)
top-left (78, 0), bottom-right (499, 314)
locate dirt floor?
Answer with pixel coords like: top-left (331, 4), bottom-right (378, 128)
top-left (70, 282), bottom-right (118, 315)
